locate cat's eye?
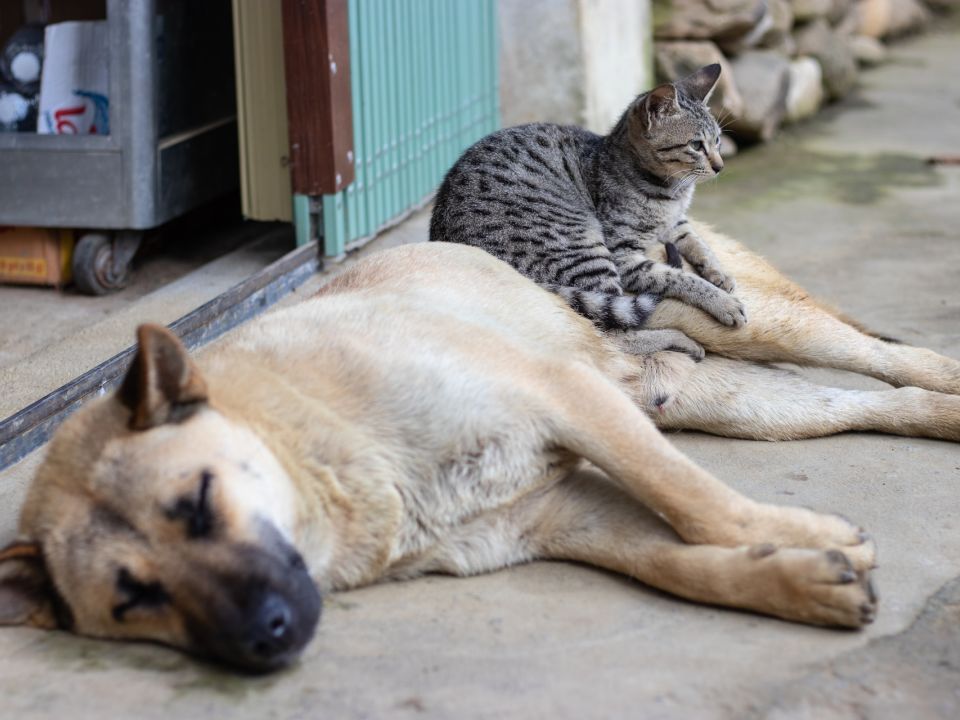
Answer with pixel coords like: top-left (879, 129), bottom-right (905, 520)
top-left (689, 140), bottom-right (705, 152)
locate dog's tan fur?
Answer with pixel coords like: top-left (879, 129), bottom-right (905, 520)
top-left (642, 227), bottom-right (960, 439)
top-left (2, 224), bottom-right (958, 667)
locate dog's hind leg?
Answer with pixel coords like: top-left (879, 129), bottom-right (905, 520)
top-left (526, 471), bottom-right (876, 628)
top-left (651, 356), bottom-right (960, 442)
top-left (644, 226), bottom-right (960, 395)
top-left (541, 361), bottom-right (876, 568)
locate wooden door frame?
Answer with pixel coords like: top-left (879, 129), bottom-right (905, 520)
top-left (281, 0), bottom-right (355, 197)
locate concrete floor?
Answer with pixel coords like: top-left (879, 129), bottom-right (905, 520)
top-left (2, 25), bottom-right (960, 720)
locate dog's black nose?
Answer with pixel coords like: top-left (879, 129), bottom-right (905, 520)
top-left (249, 593), bottom-right (295, 660)
top-left (262, 594), bottom-right (292, 640)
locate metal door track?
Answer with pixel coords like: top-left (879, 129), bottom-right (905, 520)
top-left (0, 238), bottom-right (321, 472)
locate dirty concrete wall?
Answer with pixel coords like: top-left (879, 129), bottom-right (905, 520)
top-left (579, 0), bottom-right (653, 132)
top-left (498, 0), bottom-right (653, 133)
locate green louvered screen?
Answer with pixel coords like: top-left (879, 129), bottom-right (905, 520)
top-left (321, 0), bottom-right (500, 256)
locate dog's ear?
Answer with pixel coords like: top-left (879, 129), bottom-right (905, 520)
top-left (0, 541), bottom-right (60, 629)
top-left (118, 324), bottom-right (208, 430)
top-left (675, 63), bottom-right (722, 105)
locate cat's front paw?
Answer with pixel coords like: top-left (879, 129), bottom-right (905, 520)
top-left (703, 291), bottom-right (748, 328)
top-left (700, 266), bottom-right (736, 293)
top-left (609, 328), bottom-right (705, 362)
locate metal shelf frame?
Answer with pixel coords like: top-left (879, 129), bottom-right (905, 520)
top-left (0, 0), bottom-right (238, 231)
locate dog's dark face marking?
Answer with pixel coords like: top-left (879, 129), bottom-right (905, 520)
top-left (112, 567), bottom-right (172, 622)
top-left (165, 469), bottom-right (216, 539)
top-left (0, 326), bottom-right (322, 673)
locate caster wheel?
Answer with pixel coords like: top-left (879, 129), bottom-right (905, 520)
top-left (72, 231), bottom-right (137, 295)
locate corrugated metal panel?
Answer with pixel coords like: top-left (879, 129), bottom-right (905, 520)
top-left (322, 0), bottom-right (500, 256)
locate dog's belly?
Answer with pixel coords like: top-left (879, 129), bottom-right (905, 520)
top-left (383, 458), bottom-right (572, 580)
top-left (348, 340), bottom-right (579, 577)
top-left (385, 433), bottom-right (575, 579)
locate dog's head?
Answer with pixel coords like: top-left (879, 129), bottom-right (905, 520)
top-left (0, 325), bottom-right (322, 672)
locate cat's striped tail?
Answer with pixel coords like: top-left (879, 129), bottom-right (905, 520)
top-left (544, 285), bottom-right (660, 330)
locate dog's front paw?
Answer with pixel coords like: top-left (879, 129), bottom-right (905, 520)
top-left (685, 502), bottom-right (877, 573)
top-left (751, 547), bottom-right (878, 628)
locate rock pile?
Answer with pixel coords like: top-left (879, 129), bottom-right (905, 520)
top-left (652, 0), bottom-right (951, 149)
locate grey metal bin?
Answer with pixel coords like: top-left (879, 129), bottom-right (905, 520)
top-left (0, 0), bottom-right (239, 293)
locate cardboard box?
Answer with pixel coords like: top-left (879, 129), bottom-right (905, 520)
top-left (0, 226), bottom-right (73, 286)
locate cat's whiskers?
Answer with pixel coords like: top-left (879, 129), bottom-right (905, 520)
top-left (664, 167), bottom-right (686, 178)
top-left (713, 109), bottom-right (733, 136)
top-left (718, 115), bottom-right (738, 133)
top-left (669, 172), bottom-right (697, 199)
top-left (663, 167), bottom-right (691, 184)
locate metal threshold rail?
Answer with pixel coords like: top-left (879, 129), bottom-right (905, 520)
top-left (0, 236), bottom-right (321, 472)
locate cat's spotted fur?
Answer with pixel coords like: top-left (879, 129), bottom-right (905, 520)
top-left (430, 64), bottom-right (747, 346)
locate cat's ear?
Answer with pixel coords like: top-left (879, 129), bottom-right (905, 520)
top-left (637, 84), bottom-right (679, 132)
top-left (675, 64), bottom-right (721, 105)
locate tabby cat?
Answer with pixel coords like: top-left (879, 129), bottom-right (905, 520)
top-left (429, 64), bottom-right (746, 352)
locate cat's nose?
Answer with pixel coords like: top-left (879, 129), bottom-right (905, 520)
top-left (711, 160), bottom-right (724, 174)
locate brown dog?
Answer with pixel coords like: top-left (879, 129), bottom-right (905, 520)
top-left (1, 227), bottom-right (957, 672)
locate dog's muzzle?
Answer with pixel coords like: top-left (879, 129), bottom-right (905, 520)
top-left (229, 583), bottom-right (321, 672)
top-left (183, 536), bottom-right (322, 673)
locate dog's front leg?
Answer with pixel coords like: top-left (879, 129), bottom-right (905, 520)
top-left (527, 471), bottom-right (876, 628)
top-left (542, 361), bottom-right (876, 570)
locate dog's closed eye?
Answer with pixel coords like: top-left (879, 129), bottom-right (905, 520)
top-left (165, 470), bottom-right (215, 539)
top-left (112, 568), bottom-right (170, 621)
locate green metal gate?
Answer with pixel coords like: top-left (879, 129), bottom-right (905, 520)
top-left (317, 0), bottom-right (500, 256)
